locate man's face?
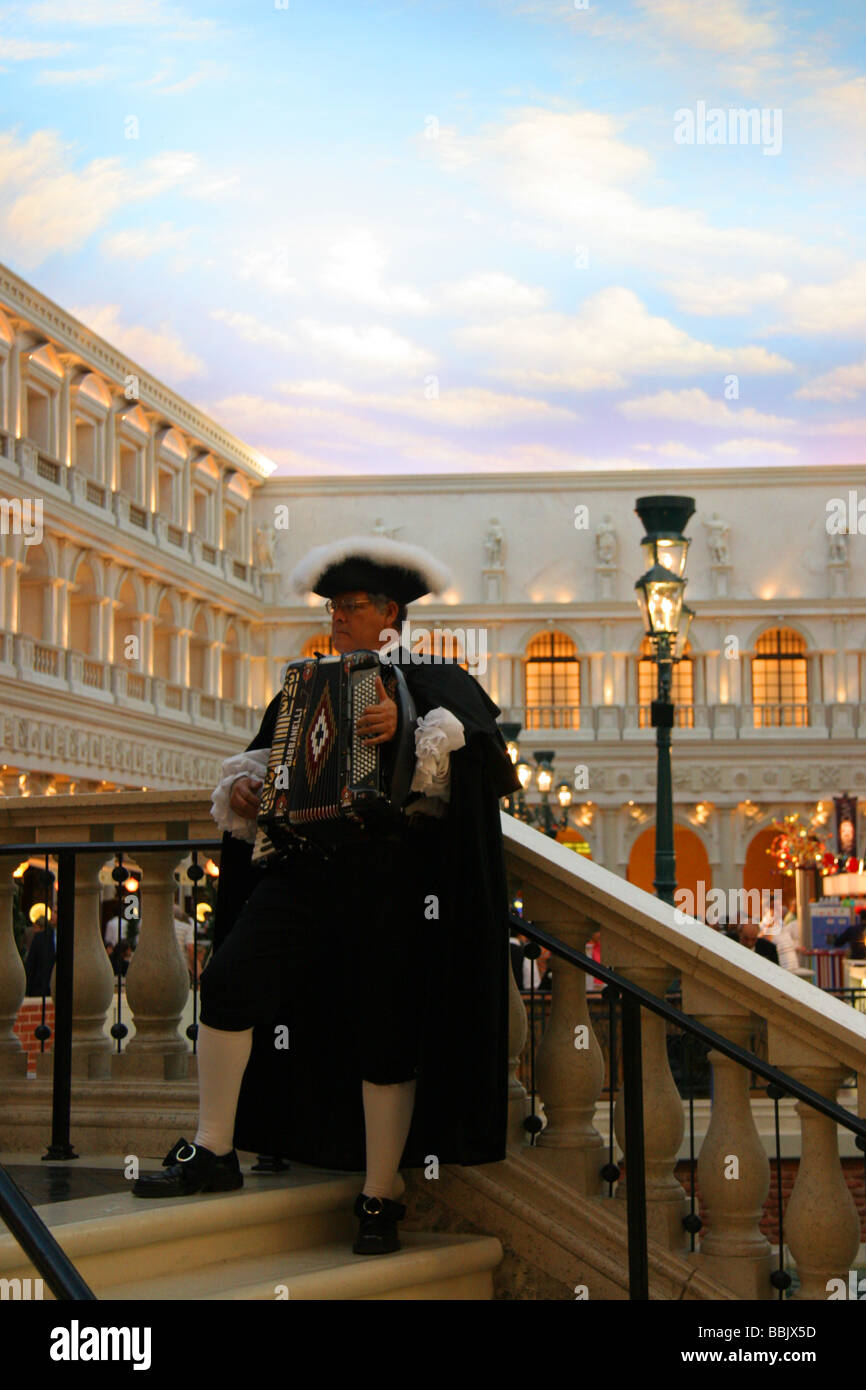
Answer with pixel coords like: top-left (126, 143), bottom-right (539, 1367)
top-left (739, 922), bottom-right (758, 949)
top-left (329, 590), bottom-right (398, 653)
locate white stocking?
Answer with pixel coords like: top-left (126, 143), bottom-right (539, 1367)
top-left (192, 1021), bottom-right (254, 1156)
top-left (361, 1078), bottom-right (417, 1201)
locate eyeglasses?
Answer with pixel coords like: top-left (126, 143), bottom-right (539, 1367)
top-left (325, 598), bottom-right (375, 616)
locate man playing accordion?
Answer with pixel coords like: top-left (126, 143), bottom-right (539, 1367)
top-left (133, 535), bottom-right (519, 1257)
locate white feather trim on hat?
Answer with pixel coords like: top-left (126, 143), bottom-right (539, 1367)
top-left (289, 534), bottom-right (452, 598)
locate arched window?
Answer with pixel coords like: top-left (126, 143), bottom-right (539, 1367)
top-left (524, 632), bottom-right (579, 729)
top-left (752, 627), bottom-right (808, 726)
top-left (113, 576), bottom-right (140, 668)
top-left (153, 596), bottom-right (175, 682)
top-left (638, 637), bottom-right (694, 728)
top-left (301, 633), bottom-right (335, 658)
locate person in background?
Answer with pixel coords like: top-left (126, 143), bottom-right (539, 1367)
top-left (759, 898), bottom-right (799, 971)
top-left (24, 915), bottom-right (55, 997)
top-left (738, 920), bottom-right (779, 965)
top-left (831, 906), bottom-right (866, 961)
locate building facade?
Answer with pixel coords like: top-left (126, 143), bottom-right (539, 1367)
top-left (2, 262), bottom-right (865, 901)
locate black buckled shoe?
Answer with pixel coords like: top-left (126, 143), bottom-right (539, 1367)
top-left (132, 1141), bottom-right (243, 1198)
top-left (352, 1192), bottom-right (407, 1255)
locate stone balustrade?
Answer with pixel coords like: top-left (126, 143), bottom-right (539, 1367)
top-left (1, 791), bottom-right (864, 1299)
top-left (504, 813), bottom-right (866, 1301)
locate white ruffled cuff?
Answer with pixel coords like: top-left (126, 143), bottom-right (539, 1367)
top-left (410, 707), bottom-right (465, 801)
top-left (210, 748), bottom-right (270, 842)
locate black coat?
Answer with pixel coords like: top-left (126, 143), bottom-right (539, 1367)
top-left (211, 653), bottom-right (520, 1170)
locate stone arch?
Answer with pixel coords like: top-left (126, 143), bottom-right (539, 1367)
top-left (743, 826), bottom-right (795, 918)
top-left (626, 821), bottom-right (712, 907)
top-left (68, 555), bottom-right (100, 654)
top-left (152, 592), bottom-right (177, 682)
top-left (221, 622), bottom-right (240, 702)
top-left (18, 542), bottom-right (55, 641)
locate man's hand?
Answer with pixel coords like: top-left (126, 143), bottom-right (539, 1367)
top-left (229, 775), bottom-right (263, 820)
top-left (356, 675), bottom-right (397, 745)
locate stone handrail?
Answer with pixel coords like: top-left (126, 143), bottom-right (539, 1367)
top-left (503, 812), bottom-right (866, 1300)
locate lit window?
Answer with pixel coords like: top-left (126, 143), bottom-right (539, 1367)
top-left (524, 632), bottom-right (579, 730)
top-left (752, 627), bottom-right (808, 726)
top-left (638, 637), bottom-right (694, 728)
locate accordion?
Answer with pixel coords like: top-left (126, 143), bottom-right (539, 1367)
top-left (252, 649), bottom-right (417, 860)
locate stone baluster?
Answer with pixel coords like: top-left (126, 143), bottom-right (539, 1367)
top-left (36, 852), bottom-right (115, 1080)
top-left (117, 850), bottom-right (189, 1080)
top-left (0, 863), bottom-right (28, 1077)
top-left (521, 885), bottom-right (604, 1194)
top-left (681, 978), bottom-right (772, 1298)
top-left (767, 1024), bottom-right (860, 1301)
top-left (603, 927), bottom-right (687, 1248)
top-left (507, 952), bottom-right (530, 1148)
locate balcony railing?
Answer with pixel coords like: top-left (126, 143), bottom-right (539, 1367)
top-left (7, 633), bottom-right (257, 736)
top-left (2, 441), bottom-right (254, 594)
top-left (501, 702), bottom-right (842, 739)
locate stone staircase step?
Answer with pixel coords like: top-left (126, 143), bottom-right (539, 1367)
top-left (0, 1166), bottom-right (502, 1300)
top-left (107, 1233), bottom-right (502, 1301)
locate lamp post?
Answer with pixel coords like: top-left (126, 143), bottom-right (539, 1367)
top-left (634, 495), bottom-right (695, 906)
top-left (498, 723), bottom-right (569, 838)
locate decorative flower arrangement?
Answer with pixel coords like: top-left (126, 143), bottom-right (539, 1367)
top-left (766, 813), bottom-right (862, 877)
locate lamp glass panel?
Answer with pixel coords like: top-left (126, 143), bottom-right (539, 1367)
top-left (640, 536), bottom-right (688, 578)
top-left (647, 580), bottom-right (684, 636)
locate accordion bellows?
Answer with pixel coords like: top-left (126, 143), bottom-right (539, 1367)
top-left (252, 650), bottom-right (417, 860)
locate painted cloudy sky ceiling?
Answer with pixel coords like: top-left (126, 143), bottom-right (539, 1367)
top-left (0, 0), bottom-right (864, 475)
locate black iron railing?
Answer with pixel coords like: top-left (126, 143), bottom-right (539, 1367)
top-left (511, 912), bottom-right (866, 1301)
top-left (0, 837), bottom-right (222, 1303)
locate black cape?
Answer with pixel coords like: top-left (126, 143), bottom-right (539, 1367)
top-left (211, 652), bottom-right (520, 1171)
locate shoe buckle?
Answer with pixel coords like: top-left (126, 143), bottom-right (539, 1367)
top-left (176, 1142), bottom-right (197, 1163)
top-left (362, 1196), bottom-right (384, 1216)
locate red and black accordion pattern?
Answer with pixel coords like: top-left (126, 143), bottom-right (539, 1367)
top-left (252, 650), bottom-right (416, 859)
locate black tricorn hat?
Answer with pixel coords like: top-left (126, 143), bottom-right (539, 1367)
top-left (289, 534), bottom-right (452, 604)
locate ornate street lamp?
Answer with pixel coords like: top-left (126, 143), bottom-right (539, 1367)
top-left (498, 722), bottom-right (569, 838)
top-left (634, 495), bottom-right (695, 906)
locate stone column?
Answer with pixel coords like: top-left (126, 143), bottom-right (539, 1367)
top-left (681, 979), bottom-right (772, 1298)
top-left (36, 852), bottom-right (115, 1080)
top-left (768, 1025), bottom-right (860, 1301)
top-left (0, 863), bottom-right (28, 1077)
top-left (604, 928), bottom-right (687, 1248)
top-left (521, 886), bottom-right (604, 1194)
top-left (117, 850), bottom-right (189, 1080)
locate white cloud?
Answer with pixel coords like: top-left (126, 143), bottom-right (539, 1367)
top-left (210, 310), bottom-right (297, 354)
top-left (319, 230), bottom-right (431, 313)
top-left (0, 128), bottom-right (224, 265)
top-left (422, 106), bottom-right (813, 276)
top-left (27, 0), bottom-right (221, 41)
top-left (713, 437), bottom-right (799, 455)
top-left (771, 264), bottom-right (866, 336)
top-left (439, 271), bottom-right (548, 317)
top-left (101, 222), bottom-right (194, 260)
top-left (636, 0), bottom-right (777, 53)
top-left (294, 319), bottom-right (435, 376)
top-left (0, 37), bottom-right (75, 60)
top-left (237, 247), bottom-right (300, 296)
top-left (36, 65), bottom-right (116, 85)
top-left (795, 359), bottom-right (866, 402)
top-left (618, 388), bottom-right (794, 431)
top-left (665, 272), bottom-right (789, 316)
top-left (457, 286), bottom-right (792, 390)
top-left (635, 441), bottom-right (708, 460)
top-left (277, 379), bottom-right (578, 427)
top-left (69, 303), bottom-right (205, 380)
